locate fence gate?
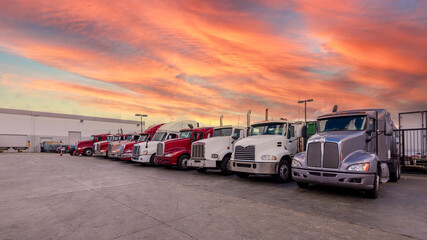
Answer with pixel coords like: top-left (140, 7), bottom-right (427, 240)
top-left (395, 128), bottom-right (427, 169)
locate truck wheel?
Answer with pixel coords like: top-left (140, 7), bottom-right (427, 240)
top-left (274, 159), bottom-right (292, 183)
top-left (236, 172), bottom-right (249, 178)
top-left (150, 154), bottom-right (158, 167)
top-left (197, 168), bottom-right (207, 173)
top-left (220, 156), bottom-right (232, 176)
top-left (296, 182), bottom-right (309, 188)
top-left (177, 155), bottom-right (190, 171)
top-left (83, 148), bottom-right (93, 156)
top-left (390, 162), bottom-right (400, 182)
top-left (365, 171), bottom-right (381, 199)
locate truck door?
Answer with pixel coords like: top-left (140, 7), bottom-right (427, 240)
top-left (285, 124), bottom-right (298, 155)
top-left (192, 132), bottom-right (203, 142)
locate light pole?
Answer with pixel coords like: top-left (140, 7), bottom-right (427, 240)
top-left (135, 114), bottom-right (148, 132)
top-left (298, 99), bottom-right (313, 123)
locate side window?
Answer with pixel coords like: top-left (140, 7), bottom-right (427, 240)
top-left (97, 137), bottom-right (102, 141)
top-left (288, 125), bottom-right (295, 139)
top-left (192, 132), bottom-right (202, 141)
top-left (233, 129), bottom-right (240, 139)
top-left (167, 134), bottom-right (177, 139)
top-left (368, 119), bottom-right (376, 132)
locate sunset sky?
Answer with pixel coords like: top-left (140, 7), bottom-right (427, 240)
top-left (0, 0), bottom-right (426, 126)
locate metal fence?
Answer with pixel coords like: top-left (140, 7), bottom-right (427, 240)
top-left (395, 128), bottom-right (427, 169)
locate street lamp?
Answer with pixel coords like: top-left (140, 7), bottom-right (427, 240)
top-left (298, 99), bottom-right (313, 123)
top-left (135, 114), bottom-right (148, 132)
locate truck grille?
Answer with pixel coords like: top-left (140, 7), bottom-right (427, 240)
top-left (307, 142), bottom-right (340, 169)
top-left (192, 144), bottom-right (205, 159)
top-left (118, 145), bottom-right (125, 156)
top-left (94, 143), bottom-right (99, 152)
top-left (132, 145), bottom-right (140, 158)
top-left (234, 145), bottom-right (255, 161)
top-left (108, 143), bottom-right (112, 152)
top-left (156, 142), bottom-right (164, 156)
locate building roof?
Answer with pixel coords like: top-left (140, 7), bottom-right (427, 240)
top-left (0, 108), bottom-right (139, 125)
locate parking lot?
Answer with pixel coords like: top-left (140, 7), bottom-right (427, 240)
top-left (0, 153), bottom-right (426, 239)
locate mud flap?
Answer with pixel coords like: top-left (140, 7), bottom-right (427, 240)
top-left (380, 162), bottom-right (390, 183)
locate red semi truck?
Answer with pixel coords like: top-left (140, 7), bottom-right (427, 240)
top-left (93, 134), bottom-right (127, 157)
top-left (118, 123), bottom-right (165, 161)
top-left (75, 133), bottom-right (109, 156)
top-left (155, 127), bottom-right (213, 170)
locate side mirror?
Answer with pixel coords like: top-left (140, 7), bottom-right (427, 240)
top-left (301, 126), bottom-right (307, 138)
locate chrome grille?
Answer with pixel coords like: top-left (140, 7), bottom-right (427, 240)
top-left (156, 142), bottom-right (164, 156)
top-left (191, 144), bottom-right (205, 159)
top-left (108, 143), bottom-right (112, 152)
top-left (94, 143), bottom-right (99, 152)
top-left (323, 142), bottom-right (339, 168)
top-left (132, 145), bottom-right (140, 158)
top-left (307, 142), bottom-right (321, 167)
top-left (118, 145), bottom-right (125, 156)
top-left (234, 145), bottom-right (255, 161)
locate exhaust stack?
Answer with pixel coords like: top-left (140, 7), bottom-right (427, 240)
top-left (265, 108), bottom-right (269, 121)
top-left (220, 115), bottom-right (223, 127)
top-left (247, 110), bottom-right (251, 136)
top-left (332, 105), bottom-right (338, 112)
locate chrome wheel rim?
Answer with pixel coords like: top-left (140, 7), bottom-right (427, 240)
top-left (280, 164), bottom-right (289, 179)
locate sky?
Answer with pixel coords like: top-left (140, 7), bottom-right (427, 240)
top-left (0, 0), bottom-right (426, 127)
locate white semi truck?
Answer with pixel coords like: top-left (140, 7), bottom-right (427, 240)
top-left (188, 126), bottom-right (247, 175)
top-left (230, 120), bottom-right (304, 182)
top-left (131, 120), bottom-right (198, 166)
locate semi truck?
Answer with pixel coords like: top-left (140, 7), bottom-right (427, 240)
top-left (93, 134), bottom-right (124, 157)
top-left (155, 127), bottom-right (213, 170)
top-left (118, 123), bottom-right (165, 161)
top-left (107, 134), bottom-right (139, 158)
top-left (292, 109), bottom-right (400, 198)
top-left (131, 120), bottom-right (198, 166)
top-left (230, 120), bottom-right (305, 182)
top-left (75, 133), bottom-right (109, 156)
top-left (188, 126), bottom-right (247, 175)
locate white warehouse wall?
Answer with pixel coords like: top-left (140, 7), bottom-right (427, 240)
top-left (0, 108), bottom-right (142, 152)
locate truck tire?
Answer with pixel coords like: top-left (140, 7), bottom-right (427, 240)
top-left (83, 148), bottom-right (93, 156)
top-left (365, 170), bottom-right (381, 199)
top-left (296, 182), bottom-right (309, 188)
top-left (220, 155), bottom-right (232, 176)
top-left (177, 155), bottom-right (190, 171)
top-left (389, 161), bottom-right (400, 182)
top-left (197, 168), bottom-right (207, 173)
top-left (150, 154), bottom-right (158, 167)
top-left (236, 172), bottom-right (249, 178)
top-left (274, 159), bottom-right (292, 183)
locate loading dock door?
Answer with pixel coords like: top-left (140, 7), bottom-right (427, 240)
top-left (68, 131), bottom-right (81, 146)
top-left (0, 134), bottom-right (27, 147)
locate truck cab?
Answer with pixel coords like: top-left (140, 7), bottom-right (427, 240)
top-left (188, 126), bottom-right (246, 175)
top-left (292, 109), bottom-right (399, 198)
top-left (155, 127), bottom-right (213, 170)
top-left (131, 120), bottom-right (198, 166)
top-left (75, 133), bottom-right (109, 156)
top-left (93, 134), bottom-right (123, 157)
top-left (107, 134), bottom-right (139, 158)
top-left (230, 120), bottom-right (304, 182)
top-left (118, 123), bottom-right (165, 161)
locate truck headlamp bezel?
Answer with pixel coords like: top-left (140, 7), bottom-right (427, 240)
top-left (165, 153), bottom-right (174, 157)
top-left (142, 150), bottom-right (148, 155)
top-left (261, 155), bottom-right (277, 160)
top-left (211, 154), bottom-right (218, 158)
top-left (347, 163), bottom-right (370, 172)
top-left (292, 160), bottom-right (302, 167)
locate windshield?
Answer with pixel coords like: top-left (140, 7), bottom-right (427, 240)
top-left (179, 130), bottom-right (193, 139)
top-left (152, 132), bottom-right (167, 141)
top-left (113, 136), bottom-right (120, 141)
top-left (138, 134), bottom-right (149, 141)
top-left (125, 135), bottom-right (133, 140)
top-left (250, 123), bottom-right (285, 136)
top-left (107, 136), bottom-right (113, 141)
top-left (90, 136), bottom-right (95, 140)
top-left (318, 116), bottom-right (367, 132)
top-left (213, 128), bottom-right (233, 137)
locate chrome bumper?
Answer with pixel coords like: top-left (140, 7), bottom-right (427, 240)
top-left (108, 152), bottom-right (119, 158)
top-left (229, 160), bottom-right (278, 174)
top-left (131, 154), bottom-right (150, 163)
top-left (188, 159), bottom-right (217, 168)
top-left (93, 151), bottom-right (107, 157)
top-left (292, 168), bottom-right (375, 190)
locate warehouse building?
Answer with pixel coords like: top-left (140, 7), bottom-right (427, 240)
top-left (0, 108), bottom-right (142, 152)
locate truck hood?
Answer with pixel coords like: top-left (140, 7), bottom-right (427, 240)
top-left (135, 140), bottom-right (159, 154)
top-left (77, 140), bottom-right (93, 148)
top-left (196, 136), bottom-right (231, 159)
top-left (164, 138), bottom-right (191, 153)
top-left (110, 140), bottom-right (134, 151)
top-left (235, 135), bottom-right (283, 147)
top-left (310, 131), bottom-right (366, 142)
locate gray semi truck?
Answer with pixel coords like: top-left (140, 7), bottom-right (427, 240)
top-left (292, 109), bottom-right (400, 198)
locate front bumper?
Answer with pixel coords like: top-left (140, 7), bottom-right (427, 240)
top-left (292, 168), bottom-right (375, 190)
top-left (108, 151), bottom-right (119, 158)
top-left (155, 156), bottom-right (177, 166)
top-left (131, 154), bottom-right (150, 163)
top-left (76, 148), bottom-right (84, 154)
top-left (93, 151), bottom-right (107, 157)
top-left (229, 160), bottom-right (278, 174)
top-left (188, 158), bottom-right (217, 168)
top-left (119, 153), bottom-right (132, 160)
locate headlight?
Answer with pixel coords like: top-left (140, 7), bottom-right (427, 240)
top-left (292, 160), bottom-right (302, 167)
top-left (347, 163), bottom-right (370, 172)
top-left (101, 150), bottom-right (106, 152)
top-left (165, 153), bottom-right (173, 157)
top-left (125, 149), bottom-right (132, 153)
top-left (261, 155), bottom-right (277, 160)
top-left (211, 154), bottom-right (218, 158)
top-left (142, 150), bottom-right (148, 155)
